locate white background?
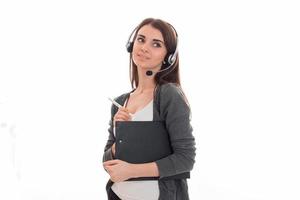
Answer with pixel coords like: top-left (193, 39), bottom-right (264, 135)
top-left (1, 0), bottom-right (299, 199)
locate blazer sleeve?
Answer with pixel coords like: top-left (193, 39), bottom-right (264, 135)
top-left (102, 102), bottom-right (117, 162)
top-left (155, 83), bottom-right (196, 179)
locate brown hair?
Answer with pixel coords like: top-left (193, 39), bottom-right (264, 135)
top-left (129, 18), bottom-right (180, 88)
top-left (128, 18), bottom-right (191, 109)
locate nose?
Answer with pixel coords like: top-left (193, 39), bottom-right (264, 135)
top-left (141, 44), bottom-right (148, 53)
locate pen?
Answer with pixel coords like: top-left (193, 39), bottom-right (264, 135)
top-left (108, 97), bottom-right (123, 108)
top-left (108, 97), bottom-right (133, 116)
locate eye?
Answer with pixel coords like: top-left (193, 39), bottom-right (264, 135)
top-left (153, 42), bottom-right (162, 48)
top-left (136, 37), bottom-right (144, 43)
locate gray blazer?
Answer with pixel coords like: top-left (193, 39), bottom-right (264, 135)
top-left (103, 83), bottom-right (196, 200)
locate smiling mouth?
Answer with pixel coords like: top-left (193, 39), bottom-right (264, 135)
top-left (137, 53), bottom-right (150, 59)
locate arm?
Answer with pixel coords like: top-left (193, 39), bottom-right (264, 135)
top-left (102, 103), bottom-right (117, 162)
top-left (131, 162), bottom-right (160, 178)
top-left (154, 83), bottom-right (196, 179)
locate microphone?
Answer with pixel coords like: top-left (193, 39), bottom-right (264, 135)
top-left (146, 70), bottom-right (153, 76)
top-left (145, 64), bottom-right (173, 76)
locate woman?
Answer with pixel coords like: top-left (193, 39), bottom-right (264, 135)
top-left (102, 18), bottom-right (196, 200)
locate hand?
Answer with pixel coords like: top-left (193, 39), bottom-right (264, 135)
top-left (103, 159), bottom-right (135, 182)
top-left (113, 107), bottom-right (132, 127)
top-left (112, 107), bottom-right (131, 156)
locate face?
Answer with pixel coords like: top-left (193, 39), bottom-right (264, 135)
top-left (132, 24), bottom-right (168, 71)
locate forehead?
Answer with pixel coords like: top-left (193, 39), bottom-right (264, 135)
top-left (137, 24), bottom-right (164, 41)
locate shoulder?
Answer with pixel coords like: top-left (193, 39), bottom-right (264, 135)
top-left (109, 91), bottom-right (130, 115)
top-left (160, 82), bottom-right (179, 92)
top-left (158, 83), bottom-right (190, 113)
top-left (113, 92), bottom-right (129, 105)
top-left (159, 83), bottom-right (187, 103)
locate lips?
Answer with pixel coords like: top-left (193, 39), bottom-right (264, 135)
top-left (137, 53), bottom-right (150, 59)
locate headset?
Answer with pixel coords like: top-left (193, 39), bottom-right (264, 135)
top-left (126, 23), bottom-right (179, 75)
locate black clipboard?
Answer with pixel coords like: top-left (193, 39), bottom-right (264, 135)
top-left (115, 121), bottom-right (190, 181)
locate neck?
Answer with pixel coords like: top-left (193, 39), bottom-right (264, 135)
top-left (135, 68), bottom-right (157, 94)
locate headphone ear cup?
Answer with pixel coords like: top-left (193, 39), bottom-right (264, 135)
top-left (167, 54), bottom-right (176, 65)
top-left (126, 42), bottom-right (134, 53)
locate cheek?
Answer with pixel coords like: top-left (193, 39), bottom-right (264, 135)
top-left (159, 48), bottom-right (168, 60)
top-left (132, 46), bottom-right (141, 61)
top-left (132, 54), bottom-right (140, 66)
top-left (131, 43), bottom-right (139, 56)
top-left (154, 51), bottom-right (167, 61)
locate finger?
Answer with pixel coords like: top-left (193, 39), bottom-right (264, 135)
top-left (114, 116), bottom-right (128, 122)
top-left (116, 107), bottom-right (132, 115)
top-left (103, 159), bottom-right (120, 166)
top-left (119, 108), bottom-right (133, 116)
top-left (117, 110), bottom-right (131, 117)
top-left (119, 107), bottom-right (130, 113)
top-left (114, 111), bottom-right (130, 119)
top-left (104, 166), bottom-right (112, 173)
top-left (114, 115), bottom-right (130, 122)
top-left (115, 114), bottom-right (128, 120)
top-left (116, 111), bottom-right (131, 120)
top-left (114, 114), bottom-right (126, 121)
top-left (104, 159), bottom-right (120, 166)
top-left (103, 161), bottom-right (114, 167)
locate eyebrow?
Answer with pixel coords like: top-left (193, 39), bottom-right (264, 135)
top-left (137, 34), bottom-right (164, 44)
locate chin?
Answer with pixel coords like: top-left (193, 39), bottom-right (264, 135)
top-left (133, 60), bottom-right (148, 69)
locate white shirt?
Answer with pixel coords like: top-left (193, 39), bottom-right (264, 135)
top-left (111, 98), bottom-right (159, 200)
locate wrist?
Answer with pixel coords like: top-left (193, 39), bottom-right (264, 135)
top-left (129, 162), bottom-right (159, 178)
top-left (130, 164), bottom-right (138, 178)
